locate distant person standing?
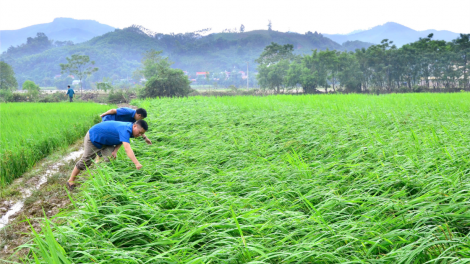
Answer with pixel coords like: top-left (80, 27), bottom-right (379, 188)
top-left (66, 85), bottom-right (75, 102)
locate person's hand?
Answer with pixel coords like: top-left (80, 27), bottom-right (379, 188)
top-left (135, 162), bottom-right (143, 170)
top-left (111, 151), bottom-right (117, 158)
top-left (100, 114), bottom-right (105, 118)
top-left (145, 138), bottom-right (152, 145)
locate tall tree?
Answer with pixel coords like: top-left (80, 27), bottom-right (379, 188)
top-left (255, 42), bottom-right (294, 65)
top-left (337, 52), bottom-right (363, 92)
top-left (60, 54), bottom-right (98, 95)
top-left (240, 24), bottom-right (245, 33)
top-left (453, 34), bottom-right (470, 89)
top-left (257, 59), bottom-right (289, 93)
top-left (0, 61), bottom-right (18, 90)
top-left (135, 50), bottom-right (172, 80)
top-left (268, 20), bottom-right (272, 31)
top-left (137, 50), bottom-right (191, 97)
top-left (140, 68), bottom-right (191, 98)
top-left (303, 50), bottom-right (329, 92)
top-left (321, 49), bottom-right (340, 91)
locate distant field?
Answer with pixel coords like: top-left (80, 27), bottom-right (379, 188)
top-left (0, 103), bottom-right (111, 186)
top-left (190, 84), bottom-right (216, 88)
top-left (39, 87), bottom-right (57, 90)
top-left (26, 94), bottom-right (470, 262)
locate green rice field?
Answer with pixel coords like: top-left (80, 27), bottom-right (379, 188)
top-left (0, 103), bottom-right (111, 187)
top-left (25, 94), bottom-right (470, 263)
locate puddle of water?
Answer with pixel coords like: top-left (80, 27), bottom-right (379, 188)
top-left (0, 149), bottom-right (84, 229)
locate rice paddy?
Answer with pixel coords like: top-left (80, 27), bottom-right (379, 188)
top-left (0, 103), bottom-right (111, 187)
top-left (23, 94), bottom-right (470, 263)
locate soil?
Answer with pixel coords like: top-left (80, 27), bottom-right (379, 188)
top-left (0, 142), bottom-right (86, 262)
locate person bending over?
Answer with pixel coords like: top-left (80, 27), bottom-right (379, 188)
top-left (100, 107), bottom-right (151, 144)
top-left (66, 120), bottom-right (148, 190)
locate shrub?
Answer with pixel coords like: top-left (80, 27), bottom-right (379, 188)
top-left (139, 68), bottom-right (192, 98)
top-left (108, 90), bottom-right (127, 103)
top-left (413, 85), bottom-right (430, 93)
top-left (23, 80), bottom-right (40, 101)
top-left (397, 86), bottom-right (411, 93)
top-left (38, 92), bottom-right (67, 102)
top-left (0, 89), bottom-right (13, 102)
top-left (11, 93), bottom-right (28, 102)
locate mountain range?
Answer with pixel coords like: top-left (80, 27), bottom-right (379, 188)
top-left (324, 22), bottom-right (461, 47)
top-left (0, 25), bottom-right (371, 88)
top-left (0, 19), bottom-right (466, 88)
top-left (0, 18), bottom-right (115, 52)
top-left (1, 19), bottom-right (464, 54)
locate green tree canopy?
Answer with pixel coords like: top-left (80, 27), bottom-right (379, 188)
top-left (140, 68), bottom-right (191, 98)
top-left (0, 61), bottom-right (18, 90)
top-left (22, 80), bottom-right (40, 101)
top-left (60, 54), bottom-right (98, 95)
top-left (137, 50), bottom-right (191, 98)
top-left (257, 59), bottom-right (290, 93)
top-left (255, 42), bottom-right (294, 65)
top-left (136, 50), bottom-right (172, 80)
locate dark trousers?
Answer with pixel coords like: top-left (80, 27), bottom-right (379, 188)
top-left (69, 96), bottom-right (73, 102)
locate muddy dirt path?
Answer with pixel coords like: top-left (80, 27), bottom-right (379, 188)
top-left (0, 142), bottom-right (85, 261)
top-left (0, 149), bottom-right (83, 229)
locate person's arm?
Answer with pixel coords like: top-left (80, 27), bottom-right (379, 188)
top-left (111, 144), bottom-right (122, 158)
top-left (141, 134), bottom-right (152, 145)
top-left (122, 142), bottom-right (142, 170)
top-left (100, 109), bottom-right (117, 118)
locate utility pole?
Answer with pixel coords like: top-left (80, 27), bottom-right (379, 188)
top-left (246, 61), bottom-right (249, 90)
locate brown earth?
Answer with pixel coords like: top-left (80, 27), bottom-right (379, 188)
top-left (0, 141), bottom-right (86, 262)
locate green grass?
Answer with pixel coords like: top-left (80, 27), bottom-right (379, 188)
top-left (23, 94), bottom-right (470, 263)
top-left (0, 102), bottom-right (111, 186)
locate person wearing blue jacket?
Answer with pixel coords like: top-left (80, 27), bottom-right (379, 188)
top-left (66, 120), bottom-right (148, 190)
top-left (66, 85), bottom-right (75, 102)
top-left (101, 107), bottom-right (151, 144)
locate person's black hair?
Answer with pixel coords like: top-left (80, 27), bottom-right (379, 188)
top-left (136, 108), bottom-right (147, 118)
top-left (68, 85), bottom-right (70, 88)
top-left (135, 120), bottom-right (148, 131)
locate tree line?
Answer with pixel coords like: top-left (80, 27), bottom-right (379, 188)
top-left (0, 27), bottom-right (371, 89)
top-left (256, 34), bottom-right (470, 93)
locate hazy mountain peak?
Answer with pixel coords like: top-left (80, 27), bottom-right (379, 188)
top-left (0, 18), bottom-right (115, 52)
top-left (324, 22), bottom-right (460, 47)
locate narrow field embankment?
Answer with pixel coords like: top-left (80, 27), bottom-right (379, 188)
top-left (0, 142), bottom-right (84, 260)
top-left (22, 94), bottom-right (470, 263)
top-left (0, 103), bottom-right (111, 187)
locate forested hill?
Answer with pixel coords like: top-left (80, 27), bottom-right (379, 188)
top-left (0, 26), bottom-right (373, 87)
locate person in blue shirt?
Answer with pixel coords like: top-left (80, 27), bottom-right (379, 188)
top-left (66, 120), bottom-right (148, 190)
top-left (100, 107), bottom-right (152, 144)
top-left (66, 85), bottom-right (75, 102)
top-left (100, 107), bottom-right (147, 122)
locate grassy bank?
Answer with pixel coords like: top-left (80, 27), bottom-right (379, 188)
top-left (0, 103), bottom-right (111, 186)
top-left (25, 94), bottom-right (470, 263)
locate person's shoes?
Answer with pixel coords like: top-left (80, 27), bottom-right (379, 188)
top-left (66, 182), bottom-right (76, 191)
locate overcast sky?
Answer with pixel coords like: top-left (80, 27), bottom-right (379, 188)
top-left (1, 0), bottom-right (469, 34)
